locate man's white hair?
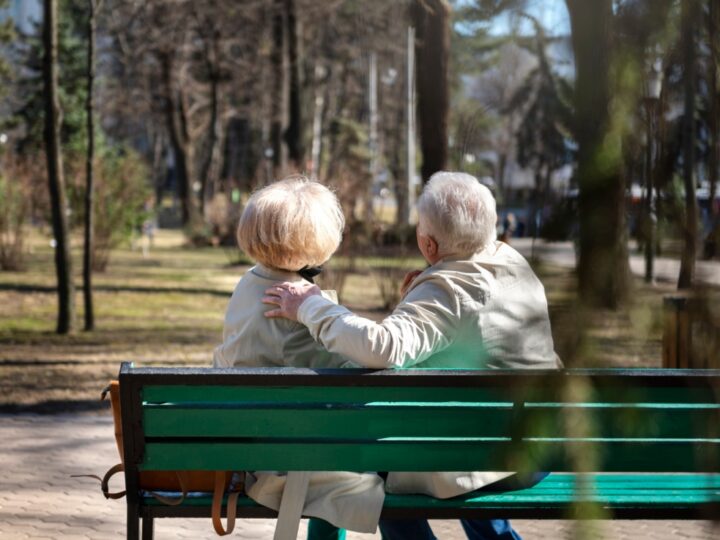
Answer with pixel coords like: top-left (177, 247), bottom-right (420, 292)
top-left (417, 171), bottom-right (497, 255)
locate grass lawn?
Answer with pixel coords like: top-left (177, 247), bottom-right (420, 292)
top-left (0, 229), bottom-right (711, 412)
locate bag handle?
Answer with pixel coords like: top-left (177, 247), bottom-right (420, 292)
top-left (101, 463), bottom-right (127, 499)
top-left (75, 465), bottom-right (189, 505)
top-left (71, 464), bottom-right (126, 500)
top-left (212, 471), bottom-right (244, 536)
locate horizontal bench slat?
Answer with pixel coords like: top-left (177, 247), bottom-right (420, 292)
top-left (142, 406), bottom-right (514, 439)
top-left (143, 385), bottom-right (509, 404)
top-left (141, 403), bottom-right (719, 440)
top-left (140, 440), bottom-right (720, 472)
top-left (141, 383), bottom-right (719, 405)
top-left (522, 406), bottom-right (720, 440)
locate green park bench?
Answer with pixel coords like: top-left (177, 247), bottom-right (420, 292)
top-left (117, 362), bottom-right (720, 540)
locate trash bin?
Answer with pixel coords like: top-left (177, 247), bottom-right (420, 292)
top-left (663, 294), bottom-right (718, 369)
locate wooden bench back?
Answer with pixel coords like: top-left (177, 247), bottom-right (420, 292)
top-left (118, 363), bottom-right (720, 475)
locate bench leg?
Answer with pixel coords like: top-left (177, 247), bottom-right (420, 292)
top-left (141, 515), bottom-right (154, 540)
top-left (127, 503), bottom-right (140, 540)
top-left (273, 471), bottom-right (311, 540)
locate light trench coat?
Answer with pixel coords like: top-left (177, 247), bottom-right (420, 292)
top-left (213, 264), bottom-right (384, 533)
top-left (297, 241), bottom-right (561, 499)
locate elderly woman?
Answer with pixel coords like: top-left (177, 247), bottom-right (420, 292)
top-left (214, 175), bottom-right (349, 369)
top-left (263, 172), bottom-right (560, 540)
top-left (213, 176), bottom-right (384, 538)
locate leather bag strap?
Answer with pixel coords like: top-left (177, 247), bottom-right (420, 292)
top-left (71, 463), bottom-right (127, 500)
top-left (80, 464), bottom-right (189, 505)
top-left (148, 471), bottom-right (188, 506)
top-left (212, 471), bottom-right (241, 536)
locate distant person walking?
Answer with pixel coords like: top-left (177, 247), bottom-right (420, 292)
top-left (499, 212), bottom-right (516, 244)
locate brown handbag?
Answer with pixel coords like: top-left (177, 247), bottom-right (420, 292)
top-left (99, 381), bottom-right (243, 535)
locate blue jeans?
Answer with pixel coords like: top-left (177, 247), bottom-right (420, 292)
top-left (378, 473), bottom-right (549, 540)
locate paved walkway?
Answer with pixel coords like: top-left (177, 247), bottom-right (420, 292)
top-left (1, 414), bottom-right (717, 539)
top-left (511, 238), bottom-right (720, 287)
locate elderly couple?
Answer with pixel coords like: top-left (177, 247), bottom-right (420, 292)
top-left (213, 172), bottom-right (560, 540)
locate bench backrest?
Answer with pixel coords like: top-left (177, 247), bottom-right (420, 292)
top-left (118, 363), bottom-right (720, 475)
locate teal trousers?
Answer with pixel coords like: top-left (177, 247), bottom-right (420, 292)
top-left (307, 518), bottom-right (346, 540)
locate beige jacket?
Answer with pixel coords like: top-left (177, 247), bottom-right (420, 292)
top-left (297, 241), bottom-right (560, 498)
top-left (213, 264), bottom-right (350, 369)
top-left (213, 264), bottom-right (384, 533)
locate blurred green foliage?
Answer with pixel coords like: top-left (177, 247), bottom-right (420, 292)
top-left (68, 144), bottom-right (151, 271)
top-left (11, 0), bottom-right (89, 153)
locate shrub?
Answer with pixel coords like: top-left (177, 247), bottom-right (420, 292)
top-left (94, 148), bottom-right (151, 270)
top-left (68, 146), bottom-right (151, 271)
top-left (0, 154), bottom-right (34, 271)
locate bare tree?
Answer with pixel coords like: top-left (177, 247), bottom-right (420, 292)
top-left (99, 0), bottom-right (410, 228)
top-left (678, 0), bottom-right (699, 288)
top-left (270, 0), bottom-right (286, 174)
top-left (566, 0), bottom-right (631, 307)
top-left (43, 0), bottom-right (75, 334)
top-left (412, 0), bottom-right (450, 183)
top-left (160, 51), bottom-right (197, 225)
top-left (284, 0), bottom-right (304, 168)
top-left (192, 1), bottom-right (231, 214)
top-left (83, 0), bottom-right (102, 331)
top-left (705, 0), bottom-right (719, 259)
top-left (472, 42), bottom-right (537, 201)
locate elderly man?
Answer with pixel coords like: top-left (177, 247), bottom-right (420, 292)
top-left (263, 171), bottom-right (560, 540)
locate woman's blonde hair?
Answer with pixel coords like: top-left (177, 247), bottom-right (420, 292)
top-left (237, 176), bottom-right (345, 270)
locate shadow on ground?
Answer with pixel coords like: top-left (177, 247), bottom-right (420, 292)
top-left (0, 399), bottom-right (111, 414)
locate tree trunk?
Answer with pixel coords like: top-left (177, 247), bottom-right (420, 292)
top-left (366, 51), bottom-right (378, 222)
top-left (705, 0), bottom-right (719, 259)
top-left (283, 0), bottom-right (303, 168)
top-left (496, 150), bottom-right (508, 203)
top-left (324, 63), bottom-right (349, 183)
top-left (412, 0), bottom-right (450, 184)
top-left (151, 130), bottom-right (166, 209)
top-left (83, 0), bottom-right (99, 331)
top-left (391, 94), bottom-right (408, 227)
top-left (643, 97), bottom-right (656, 282)
top-left (678, 0), bottom-right (699, 288)
top-left (198, 40), bottom-right (221, 217)
top-left (270, 0), bottom-right (285, 174)
top-left (160, 54), bottom-right (195, 226)
top-left (309, 62), bottom-right (325, 176)
top-left (199, 76), bottom-right (219, 215)
top-left (43, 0), bottom-right (75, 334)
top-left (566, 0), bottom-right (630, 308)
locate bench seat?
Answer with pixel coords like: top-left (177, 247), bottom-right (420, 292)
top-left (142, 473), bottom-right (720, 520)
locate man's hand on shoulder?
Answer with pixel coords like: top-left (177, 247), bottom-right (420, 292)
top-left (263, 281), bottom-right (321, 321)
top-left (400, 269), bottom-right (424, 297)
